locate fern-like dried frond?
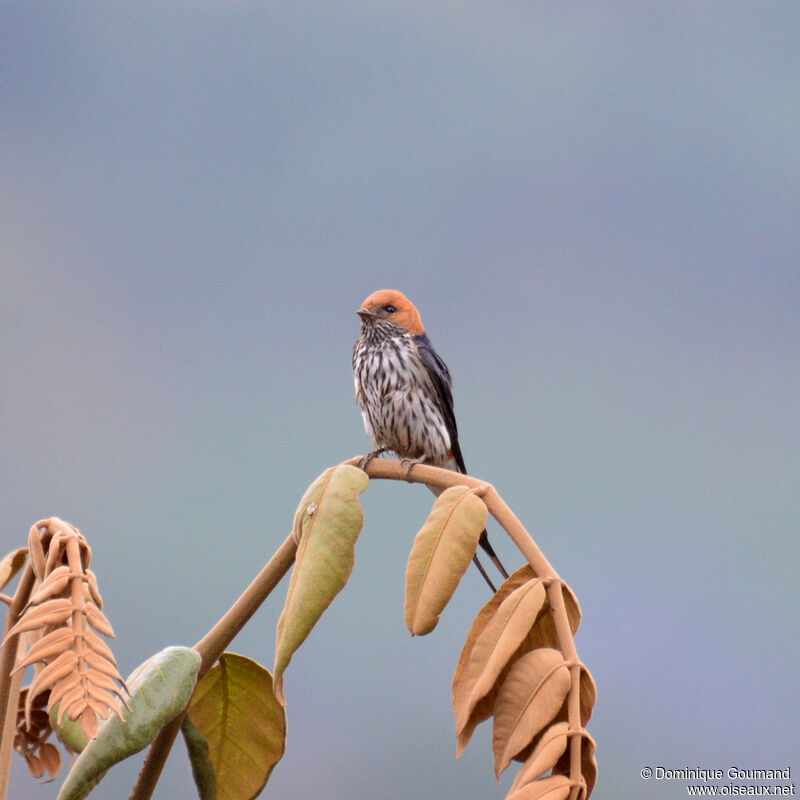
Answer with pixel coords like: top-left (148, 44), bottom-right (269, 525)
top-left (3, 518), bottom-right (128, 740)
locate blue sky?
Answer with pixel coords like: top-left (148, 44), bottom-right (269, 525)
top-left (2, 3), bottom-right (799, 798)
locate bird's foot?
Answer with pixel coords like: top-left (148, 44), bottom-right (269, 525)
top-left (358, 448), bottom-right (391, 471)
top-left (399, 455), bottom-right (427, 482)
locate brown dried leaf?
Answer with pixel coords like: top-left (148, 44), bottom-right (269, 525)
top-left (28, 565), bottom-right (71, 605)
top-left (50, 674), bottom-right (81, 719)
top-left (30, 651), bottom-right (78, 703)
top-left (526, 582), bottom-right (581, 651)
top-left (85, 686), bottom-right (125, 715)
top-left (553, 729), bottom-right (597, 799)
top-left (44, 534), bottom-right (66, 575)
top-left (546, 666), bottom-right (596, 733)
top-left (84, 569), bottom-right (103, 608)
top-left (6, 598), bottom-right (73, 639)
top-left (14, 687), bottom-right (65, 782)
top-left (454, 578), bottom-right (547, 735)
top-left (506, 774), bottom-right (573, 800)
top-left (509, 721), bottom-right (570, 792)
top-left (84, 601), bottom-right (115, 637)
top-left (577, 667), bottom-right (597, 727)
top-left (79, 707), bottom-right (98, 739)
top-left (405, 486), bottom-right (488, 635)
top-left (84, 628), bottom-right (117, 662)
top-left (28, 525), bottom-right (47, 580)
top-left (453, 566), bottom-right (536, 754)
top-left (84, 669), bottom-right (125, 696)
top-left (454, 567), bottom-right (533, 676)
top-left (59, 686), bottom-right (89, 722)
top-left (15, 628), bottom-right (74, 670)
top-left (87, 694), bottom-right (116, 717)
top-left (454, 570), bottom-right (582, 757)
top-left (83, 649), bottom-right (122, 678)
top-left (0, 547), bottom-right (27, 592)
top-left (39, 741), bottom-right (62, 780)
top-left (12, 519), bottom-right (127, 744)
top-left (493, 648), bottom-right (571, 779)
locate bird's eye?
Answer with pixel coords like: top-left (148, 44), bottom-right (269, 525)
top-left (385, 305), bottom-right (397, 313)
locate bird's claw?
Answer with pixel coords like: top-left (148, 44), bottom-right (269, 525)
top-left (358, 448), bottom-right (390, 471)
top-left (399, 455), bottom-right (426, 482)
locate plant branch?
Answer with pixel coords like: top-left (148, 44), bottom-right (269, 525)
top-left (0, 563), bottom-right (36, 800)
top-left (345, 456), bottom-right (586, 798)
top-left (128, 532), bottom-right (297, 800)
top-left (194, 531), bottom-right (298, 672)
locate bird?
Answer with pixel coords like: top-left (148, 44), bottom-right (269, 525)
top-left (352, 288), bottom-right (508, 591)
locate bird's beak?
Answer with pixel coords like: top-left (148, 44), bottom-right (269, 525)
top-left (357, 307), bottom-right (376, 322)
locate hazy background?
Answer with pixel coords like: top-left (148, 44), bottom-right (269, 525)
top-left (3, 2), bottom-right (798, 798)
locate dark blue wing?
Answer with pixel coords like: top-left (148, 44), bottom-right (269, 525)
top-left (416, 334), bottom-right (508, 582)
top-left (414, 333), bottom-right (468, 474)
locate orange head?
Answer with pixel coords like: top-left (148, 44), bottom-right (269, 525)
top-left (356, 289), bottom-right (425, 336)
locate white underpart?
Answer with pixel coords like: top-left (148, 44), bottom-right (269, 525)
top-left (353, 332), bottom-right (451, 464)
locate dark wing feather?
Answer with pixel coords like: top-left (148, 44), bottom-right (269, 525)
top-left (414, 333), bottom-right (468, 473)
top-left (415, 335), bottom-right (509, 584)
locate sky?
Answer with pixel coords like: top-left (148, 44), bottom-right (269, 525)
top-left (2, 2), bottom-right (799, 799)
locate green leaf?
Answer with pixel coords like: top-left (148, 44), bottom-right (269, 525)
top-left (182, 716), bottom-right (217, 800)
top-left (184, 653), bottom-right (286, 800)
top-left (0, 547), bottom-right (27, 592)
top-left (274, 464), bottom-right (368, 703)
top-left (57, 645), bottom-right (201, 800)
top-left (405, 486), bottom-right (488, 635)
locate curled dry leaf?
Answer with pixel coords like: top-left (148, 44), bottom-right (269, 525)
top-left (553, 729), bottom-right (597, 799)
top-left (14, 687), bottom-right (63, 781)
top-left (575, 666), bottom-right (597, 727)
top-left (454, 568), bottom-right (582, 757)
top-left (453, 577), bottom-right (547, 736)
top-left (510, 666), bottom-right (596, 788)
top-left (492, 648), bottom-right (571, 779)
top-left (535, 665), bottom-right (596, 738)
top-left (505, 773), bottom-right (573, 800)
top-left (405, 486), bottom-right (488, 635)
top-left (0, 546), bottom-right (27, 593)
top-left (453, 565), bottom-right (534, 753)
top-left (509, 721), bottom-right (571, 793)
top-left (3, 519), bottom-right (127, 741)
top-left (28, 523), bottom-right (47, 579)
top-left (274, 464), bottom-right (369, 704)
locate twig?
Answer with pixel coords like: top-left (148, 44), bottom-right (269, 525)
top-left (128, 532), bottom-right (297, 800)
top-left (0, 564), bottom-right (37, 800)
top-left (127, 457), bottom-right (586, 799)
top-left (344, 456), bottom-right (586, 799)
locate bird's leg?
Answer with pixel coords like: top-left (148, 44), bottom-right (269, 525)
top-left (358, 447), bottom-right (391, 471)
top-left (399, 455), bottom-right (427, 482)
top-left (478, 529), bottom-right (509, 579)
top-left (472, 554), bottom-right (497, 593)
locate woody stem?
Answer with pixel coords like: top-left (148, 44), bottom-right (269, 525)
top-left (344, 456), bottom-right (585, 799)
top-left (0, 564), bottom-right (37, 800)
top-left (128, 532), bottom-right (297, 800)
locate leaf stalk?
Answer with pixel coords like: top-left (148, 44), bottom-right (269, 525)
top-left (128, 532), bottom-right (297, 800)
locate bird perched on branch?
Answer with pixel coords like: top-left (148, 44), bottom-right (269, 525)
top-left (352, 288), bottom-right (508, 591)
